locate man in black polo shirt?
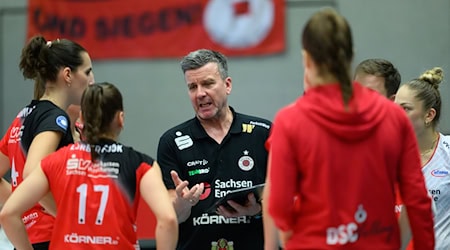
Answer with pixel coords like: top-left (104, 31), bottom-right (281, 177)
top-left (157, 49), bottom-right (271, 249)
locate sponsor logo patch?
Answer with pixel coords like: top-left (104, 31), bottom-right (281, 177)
top-left (56, 115), bottom-right (68, 131)
top-left (431, 169), bottom-right (449, 177)
top-left (174, 131), bottom-right (193, 150)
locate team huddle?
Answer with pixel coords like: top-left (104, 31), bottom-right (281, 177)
top-left (0, 7), bottom-right (447, 250)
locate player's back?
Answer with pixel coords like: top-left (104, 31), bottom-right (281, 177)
top-left (41, 140), bottom-right (154, 250)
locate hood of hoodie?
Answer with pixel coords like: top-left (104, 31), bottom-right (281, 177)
top-left (298, 82), bottom-right (388, 141)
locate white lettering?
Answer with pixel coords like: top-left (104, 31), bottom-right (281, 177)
top-left (326, 205), bottom-right (365, 245)
top-left (70, 143), bottom-right (91, 152)
top-left (9, 126), bottom-right (24, 139)
top-left (214, 179), bottom-right (253, 189)
top-left (326, 227), bottom-right (338, 245)
top-left (64, 233), bottom-right (118, 245)
top-left (249, 121), bottom-right (270, 129)
top-left (193, 214), bottom-right (251, 226)
top-left (215, 189), bottom-right (230, 198)
top-left (394, 204), bottom-right (402, 214)
top-left (66, 157), bottom-right (120, 178)
top-left (17, 107), bottom-right (34, 118)
top-left (326, 223), bottom-right (358, 245)
top-left (187, 159), bottom-right (209, 167)
top-left (22, 212), bottom-right (38, 224)
top-left (214, 179), bottom-right (254, 198)
top-left (94, 144), bottom-right (123, 154)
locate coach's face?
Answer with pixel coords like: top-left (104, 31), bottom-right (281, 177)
top-left (185, 62), bottom-right (232, 121)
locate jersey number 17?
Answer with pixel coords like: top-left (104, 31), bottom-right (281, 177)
top-left (76, 184), bottom-right (110, 225)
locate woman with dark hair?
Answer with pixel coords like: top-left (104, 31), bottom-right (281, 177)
top-left (0, 35), bottom-right (94, 249)
top-left (266, 8), bottom-right (434, 249)
top-left (0, 82), bottom-right (178, 250)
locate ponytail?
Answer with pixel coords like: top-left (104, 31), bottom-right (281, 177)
top-left (80, 82), bottom-right (124, 161)
top-left (302, 7), bottom-right (354, 105)
top-left (82, 84), bottom-right (103, 160)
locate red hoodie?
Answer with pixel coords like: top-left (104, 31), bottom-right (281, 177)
top-left (268, 83), bottom-right (434, 249)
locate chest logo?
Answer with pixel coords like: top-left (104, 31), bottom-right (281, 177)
top-left (174, 131), bottom-right (193, 150)
top-left (238, 150), bottom-right (254, 171)
top-left (242, 123), bottom-right (255, 133)
top-left (187, 159), bottom-right (208, 167)
top-left (200, 182), bottom-right (211, 201)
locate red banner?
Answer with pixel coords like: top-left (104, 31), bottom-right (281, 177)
top-left (27, 0), bottom-right (285, 60)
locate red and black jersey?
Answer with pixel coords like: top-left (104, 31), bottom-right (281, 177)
top-left (0, 100), bottom-right (73, 244)
top-left (41, 139), bottom-right (154, 250)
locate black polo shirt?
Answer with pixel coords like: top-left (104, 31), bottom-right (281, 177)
top-left (157, 107), bottom-right (271, 250)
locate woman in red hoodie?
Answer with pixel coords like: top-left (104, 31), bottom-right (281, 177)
top-left (266, 7), bottom-right (434, 250)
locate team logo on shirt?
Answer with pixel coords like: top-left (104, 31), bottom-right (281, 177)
top-left (326, 204), bottom-right (367, 245)
top-left (238, 150), bottom-right (254, 171)
top-left (174, 131), bottom-right (193, 150)
top-left (431, 169), bottom-right (449, 177)
top-left (211, 238), bottom-right (234, 250)
top-left (242, 123), bottom-right (255, 133)
top-left (56, 115), bottom-right (68, 131)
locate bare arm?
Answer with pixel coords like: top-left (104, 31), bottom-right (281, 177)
top-left (0, 166), bottom-right (49, 250)
top-left (0, 178), bottom-right (12, 205)
top-left (397, 119), bottom-right (434, 249)
top-left (263, 155), bottom-right (281, 250)
top-left (23, 131), bottom-right (61, 214)
top-left (399, 194), bottom-right (436, 250)
top-left (23, 131), bottom-right (61, 178)
top-left (0, 153), bottom-right (12, 204)
top-left (398, 207), bottom-right (411, 250)
top-left (263, 195), bottom-right (280, 250)
top-left (169, 170), bottom-right (204, 223)
top-left (140, 162), bottom-right (178, 250)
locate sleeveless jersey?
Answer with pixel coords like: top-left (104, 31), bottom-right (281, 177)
top-left (421, 133), bottom-right (450, 250)
top-left (41, 140), bottom-right (154, 249)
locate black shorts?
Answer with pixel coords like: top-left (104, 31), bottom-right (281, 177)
top-left (15, 241), bottom-right (49, 250)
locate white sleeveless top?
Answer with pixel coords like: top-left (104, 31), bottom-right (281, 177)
top-left (422, 133), bottom-right (450, 250)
